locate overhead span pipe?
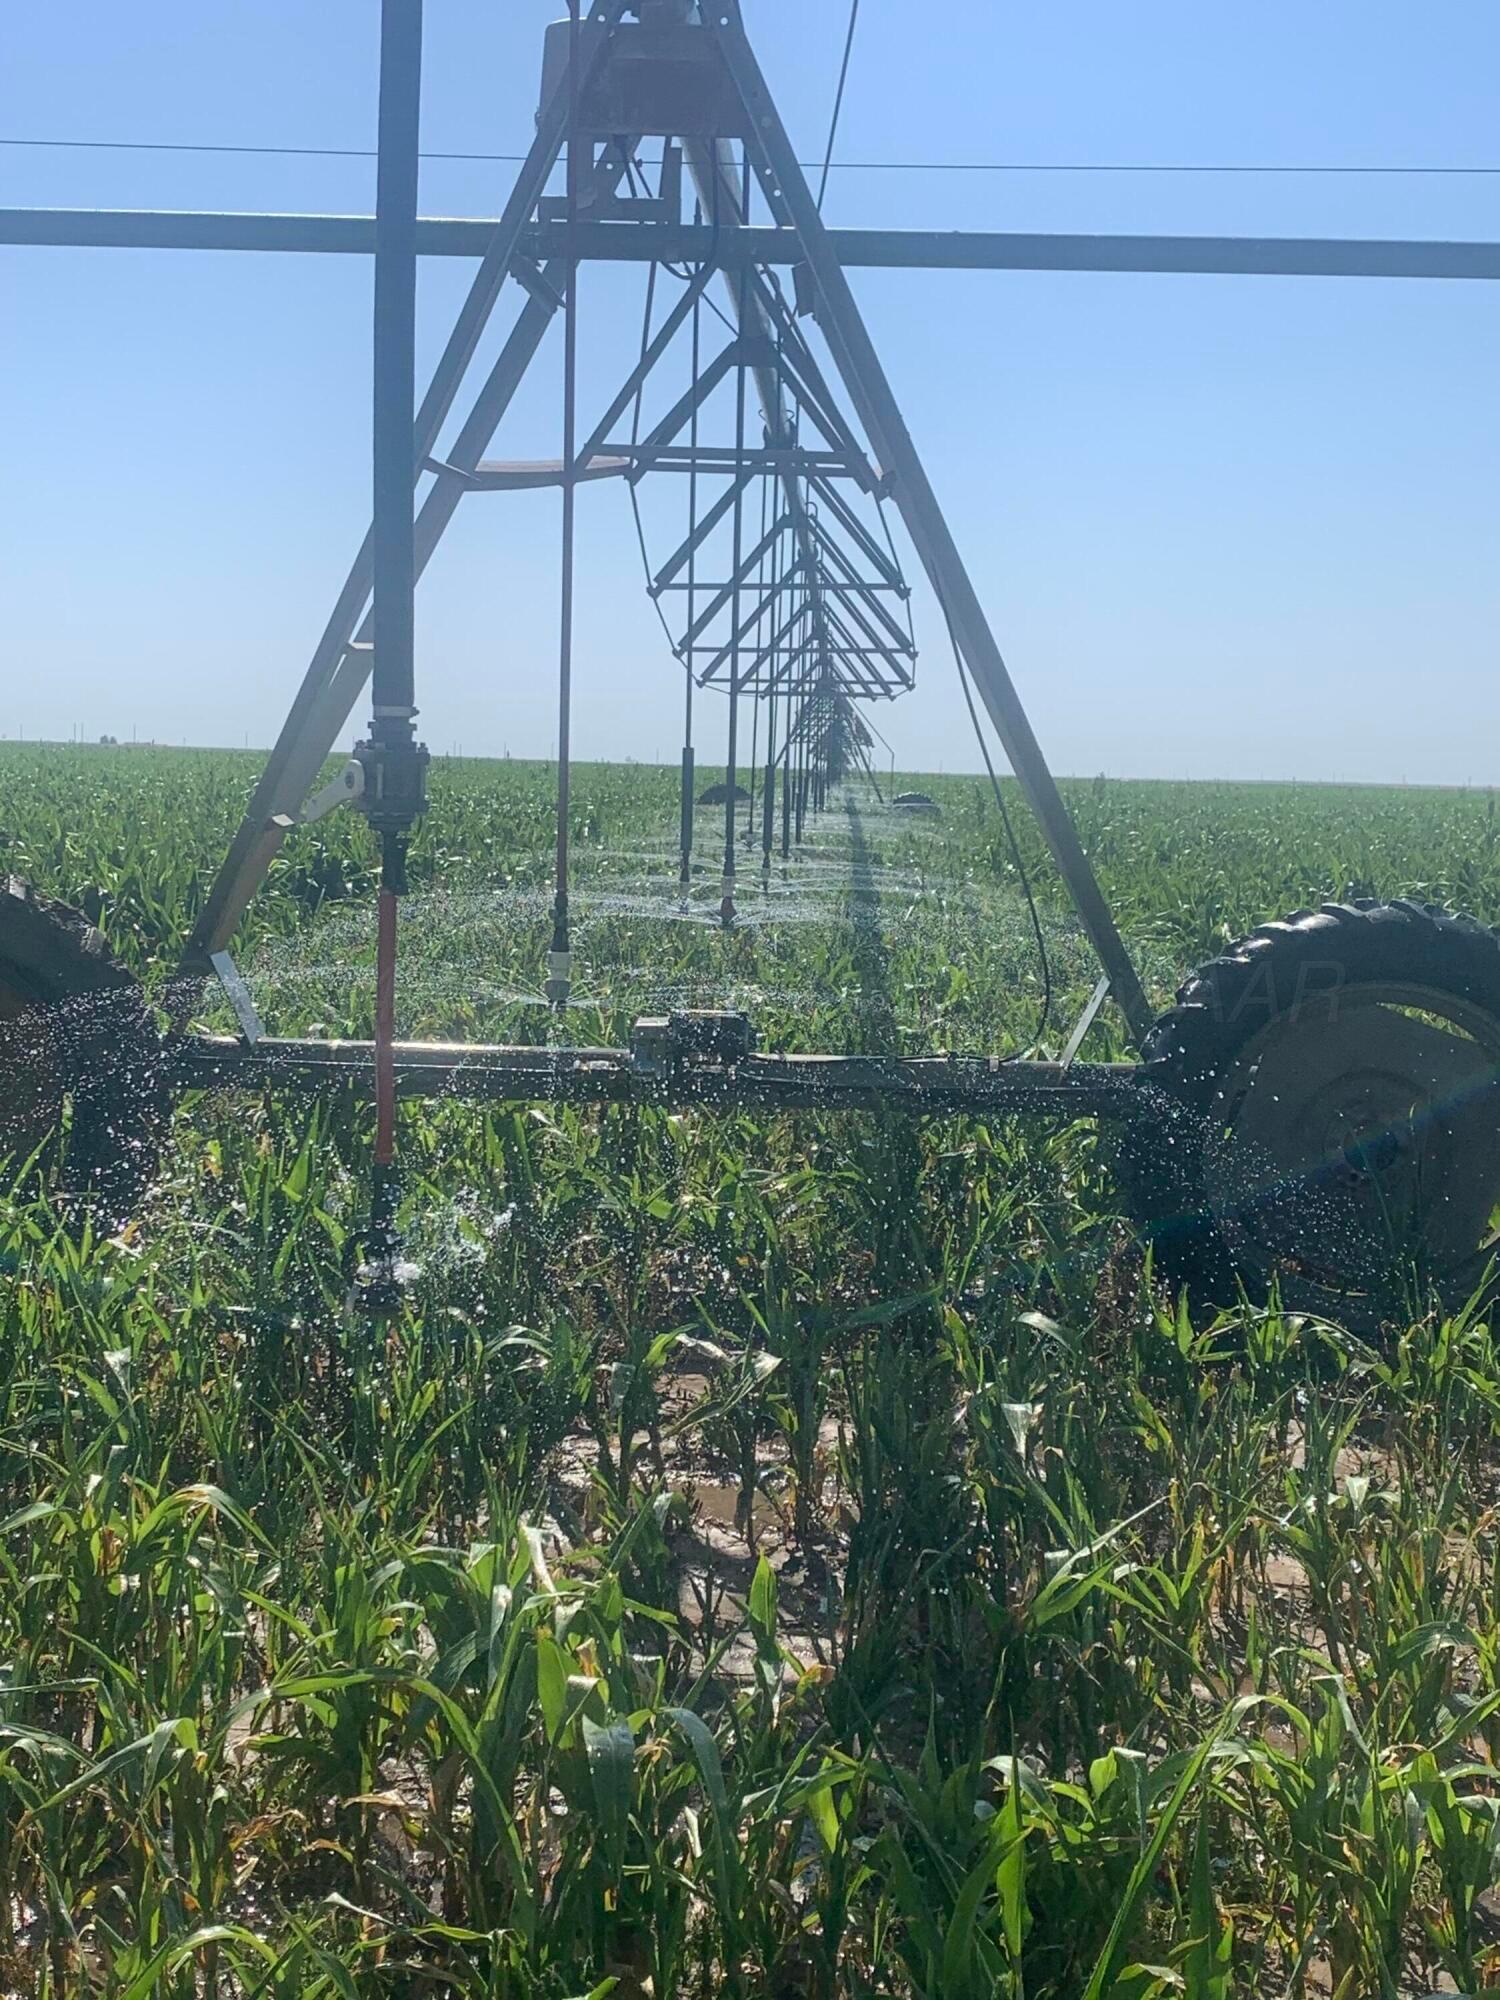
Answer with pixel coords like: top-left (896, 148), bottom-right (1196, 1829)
top-left (4, 207), bottom-right (1500, 281)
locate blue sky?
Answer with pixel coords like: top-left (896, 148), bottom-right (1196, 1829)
top-left (3, 2), bottom-right (1498, 781)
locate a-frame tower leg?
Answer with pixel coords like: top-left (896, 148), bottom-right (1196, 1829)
top-left (177, 4), bottom-right (631, 978)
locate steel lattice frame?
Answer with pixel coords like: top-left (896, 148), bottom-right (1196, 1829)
top-left (5, 0), bottom-right (1496, 1077)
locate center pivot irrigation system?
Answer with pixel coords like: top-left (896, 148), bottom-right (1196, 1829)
top-left (5, 0), bottom-right (1500, 1323)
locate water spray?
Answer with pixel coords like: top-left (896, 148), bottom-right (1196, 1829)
top-left (8, 0), bottom-right (1496, 1333)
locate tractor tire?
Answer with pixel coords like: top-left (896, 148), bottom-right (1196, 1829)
top-left (0, 876), bottom-right (165, 1223)
top-left (1119, 900), bottom-right (1500, 1328)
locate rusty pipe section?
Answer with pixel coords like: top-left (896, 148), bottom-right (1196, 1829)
top-left (169, 1029), bottom-right (1143, 1119)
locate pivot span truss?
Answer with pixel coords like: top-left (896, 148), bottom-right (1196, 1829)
top-left (6, 0), bottom-right (1497, 1139)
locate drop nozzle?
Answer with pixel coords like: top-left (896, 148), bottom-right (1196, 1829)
top-left (352, 1162), bottom-right (422, 1319)
top-left (546, 891), bottom-right (572, 1008)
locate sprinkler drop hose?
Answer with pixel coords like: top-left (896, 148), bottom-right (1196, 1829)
top-left (354, 828), bottom-right (417, 1317)
top-left (374, 867), bottom-right (399, 1168)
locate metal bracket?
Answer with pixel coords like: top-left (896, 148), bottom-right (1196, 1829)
top-left (537, 143), bottom-right (682, 226)
top-left (209, 949), bottom-right (265, 1046)
top-left (463, 455), bottom-right (634, 491)
top-left (629, 1008), bottom-right (756, 1083)
top-left (508, 257), bottom-right (567, 312)
top-left (1061, 974), bottom-right (1113, 1071)
top-left (422, 455), bottom-right (483, 488)
top-left (299, 758), bottom-right (366, 826)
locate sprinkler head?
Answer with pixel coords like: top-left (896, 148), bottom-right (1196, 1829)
top-left (352, 1250), bottom-right (422, 1320)
top-left (351, 1163), bottom-right (422, 1320)
top-left (545, 947), bottom-right (573, 1009)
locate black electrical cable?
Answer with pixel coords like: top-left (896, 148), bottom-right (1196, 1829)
top-left (940, 598), bottom-right (1054, 1056)
top-left (817, 0), bottom-right (862, 211)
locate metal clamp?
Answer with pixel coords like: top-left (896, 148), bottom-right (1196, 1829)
top-left (629, 1009), bottom-right (756, 1085)
top-left (352, 735), bottom-right (431, 836)
top-left (1061, 974), bottom-right (1113, 1070)
top-left (209, 949), bottom-right (265, 1046)
top-left (298, 758), bottom-right (366, 826)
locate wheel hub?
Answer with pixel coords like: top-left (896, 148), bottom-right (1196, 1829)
top-left (1204, 991), bottom-right (1500, 1306)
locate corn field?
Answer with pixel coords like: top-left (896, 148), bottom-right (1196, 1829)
top-left (4, 741), bottom-right (1500, 1996)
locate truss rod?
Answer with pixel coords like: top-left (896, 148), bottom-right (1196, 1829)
top-left (177, 146), bottom-right (636, 971)
top-left (816, 599), bottom-right (905, 699)
top-left (698, 592), bottom-right (808, 690)
top-left (679, 512), bottom-right (792, 650)
top-left (806, 470), bottom-right (906, 589)
top-left (682, 140), bottom-right (851, 713)
top-left (624, 340), bottom-right (745, 480)
top-left (577, 259), bottom-right (716, 467)
top-left (715, 7), bottom-right (1155, 1040)
top-left (650, 463), bottom-right (757, 593)
top-left (816, 533), bottom-right (916, 657)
